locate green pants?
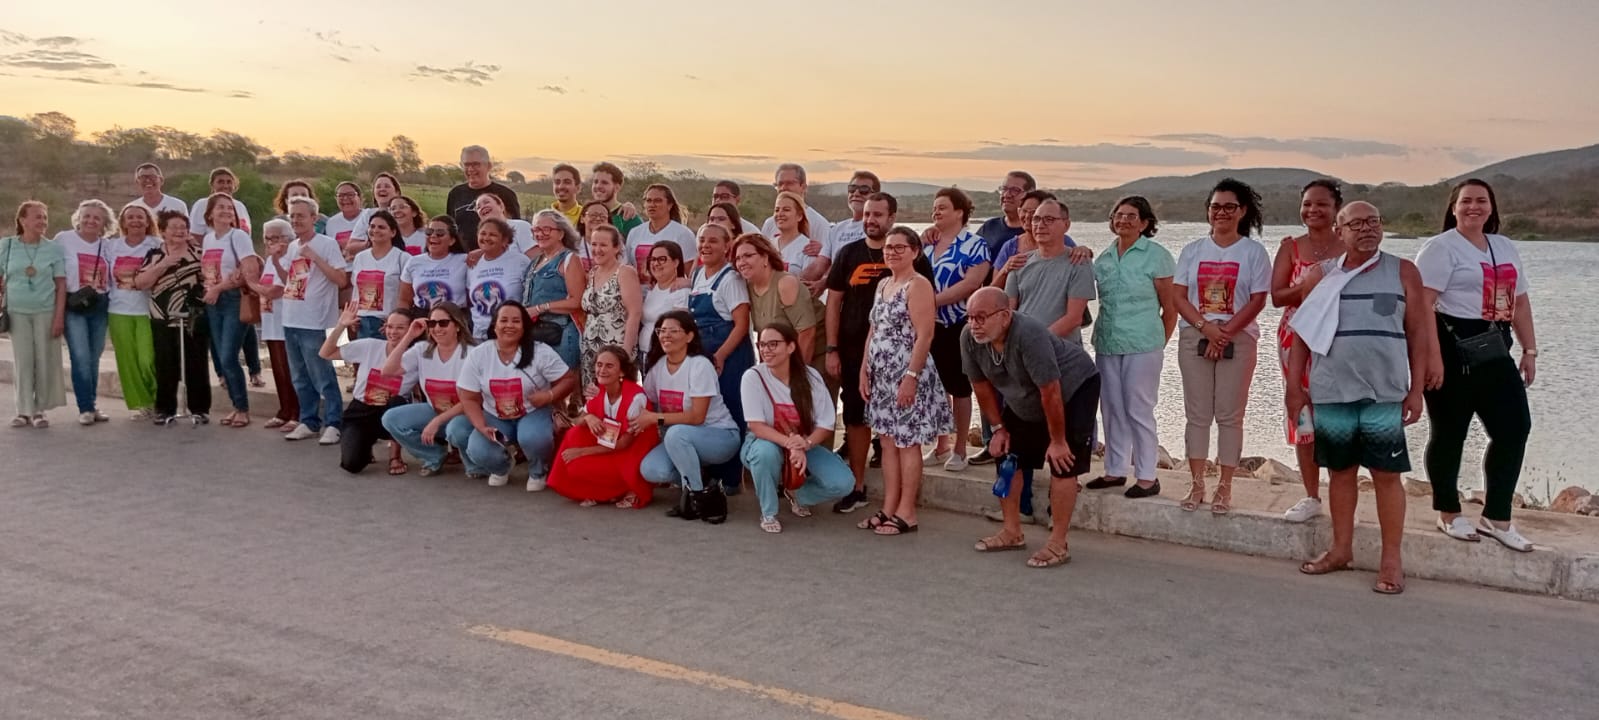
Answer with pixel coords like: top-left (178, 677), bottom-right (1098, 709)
top-left (9, 310), bottom-right (66, 417)
top-left (108, 313), bottom-right (157, 411)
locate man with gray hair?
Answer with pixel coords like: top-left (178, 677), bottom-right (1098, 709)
top-left (130, 163), bottom-right (188, 217)
top-left (447, 145), bottom-right (522, 252)
top-left (761, 163), bottom-right (835, 295)
top-left (1287, 201), bottom-right (1426, 595)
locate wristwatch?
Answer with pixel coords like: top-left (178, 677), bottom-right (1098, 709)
top-left (903, 369), bottom-right (919, 379)
top-left (1523, 348), bottom-right (1539, 357)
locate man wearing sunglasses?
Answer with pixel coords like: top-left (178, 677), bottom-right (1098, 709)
top-left (825, 170), bottom-right (880, 255)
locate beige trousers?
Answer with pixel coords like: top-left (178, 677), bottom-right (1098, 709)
top-left (1176, 325), bottom-right (1257, 466)
top-left (10, 311), bottom-right (66, 417)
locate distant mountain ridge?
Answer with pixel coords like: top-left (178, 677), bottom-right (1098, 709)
top-left (813, 181), bottom-right (943, 197)
top-left (1454, 143), bottom-right (1599, 183)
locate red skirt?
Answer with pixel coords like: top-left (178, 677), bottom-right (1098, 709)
top-left (546, 423), bottom-right (659, 507)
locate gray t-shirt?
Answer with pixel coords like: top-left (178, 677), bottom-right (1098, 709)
top-left (1004, 249), bottom-right (1097, 345)
top-left (960, 313), bottom-right (1098, 423)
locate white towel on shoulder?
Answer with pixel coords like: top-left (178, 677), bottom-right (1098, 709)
top-left (1288, 253), bottom-right (1380, 355)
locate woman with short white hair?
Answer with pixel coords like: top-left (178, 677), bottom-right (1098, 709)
top-left (55, 199), bottom-right (118, 425)
top-left (106, 203), bottom-right (161, 420)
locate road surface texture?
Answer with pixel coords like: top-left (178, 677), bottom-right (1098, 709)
top-left (1, 394), bottom-right (1593, 720)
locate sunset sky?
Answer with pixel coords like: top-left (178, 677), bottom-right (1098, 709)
top-left (4, 0), bottom-right (1597, 189)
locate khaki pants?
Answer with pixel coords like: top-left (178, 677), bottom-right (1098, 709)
top-left (9, 310), bottom-right (66, 417)
top-left (1177, 325), bottom-right (1257, 466)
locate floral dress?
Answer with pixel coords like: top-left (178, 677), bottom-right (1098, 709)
top-left (865, 279), bottom-right (953, 447)
top-left (581, 267), bottom-right (628, 389)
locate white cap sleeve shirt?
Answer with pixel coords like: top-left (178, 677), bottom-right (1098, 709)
top-left (403, 342), bottom-right (468, 413)
top-left (400, 252), bottom-right (469, 311)
top-left (1173, 236), bottom-right (1273, 337)
top-left (258, 255), bottom-right (286, 342)
top-left (189, 198), bottom-right (252, 237)
top-left (466, 251), bottom-right (532, 338)
top-left (350, 247), bottom-right (409, 318)
top-left (200, 229), bottom-right (259, 287)
top-left (762, 207), bottom-right (835, 257)
top-left (624, 221), bottom-right (699, 268)
top-left (642, 355), bottom-right (737, 430)
top-left (106, 236), bottom-right (158, 316)
top-left (689, 265), bottom-right (749, 321)
top-left (323, 209), bottom-right (372, 251)
top-left (133, 194), bottom-right (188, 218)
top-left (53, 230), bottom-right (110, 293)
top-left (456, 341), bottom-right (571, 420)
top-left (340, 338), bottom-right (418, 406)
top-left (740, 364), bottom-right (833, 431)
top-left (1415, 229), bottom-right (1530, 322)
top-left (280, 234), bottom-right (350, 330)
top-left (507, 220), bottom-right (536, 254)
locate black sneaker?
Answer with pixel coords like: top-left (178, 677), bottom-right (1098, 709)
top-left (968, 449), bottom-right (996, 466)
top-left (832, 489), bottom-right (869, 513)
top-left (152, 413), bottom-right (173, 425)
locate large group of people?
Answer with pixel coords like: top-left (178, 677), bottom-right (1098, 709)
top-left (0, 149), bottom-right (1541, 593)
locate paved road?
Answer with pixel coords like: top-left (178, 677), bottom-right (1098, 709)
top-left (1, 395), bottom-right (1594, 720)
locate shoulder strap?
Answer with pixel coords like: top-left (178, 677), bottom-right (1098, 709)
top-left (753, 368), bottom-right (792, 434)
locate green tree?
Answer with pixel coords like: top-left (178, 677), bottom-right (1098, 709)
top-left (351, 148), bottom-right (397, 177)
top-left (201, 130), bottom-right (270, 168)
top-left (386, 135), bottom-right (423, 175)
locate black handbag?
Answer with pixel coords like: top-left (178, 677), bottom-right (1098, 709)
top-left (1440, 240), bottom-right (1512, 372)
top-left (65, 240), bottom-right (107, 313)
top-left (530, 319), bottom-right (564, 347)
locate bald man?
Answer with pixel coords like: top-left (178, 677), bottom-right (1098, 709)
top-left (962, 286), bottom-right (1099, 568)
top-left (1287, 201), bottom-right (1426, 595)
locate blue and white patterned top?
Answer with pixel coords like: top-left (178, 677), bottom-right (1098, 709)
top-left (922, 229), bottom-right (989, 326)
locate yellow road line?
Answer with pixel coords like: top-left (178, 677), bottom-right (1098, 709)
top-left (467, 625), bottom-right (923, 720)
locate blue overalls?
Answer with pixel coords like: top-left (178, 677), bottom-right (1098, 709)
top-left (689, 263), bottom-right (754, 493)
top-left (523, 249), bottom-right (581, 371)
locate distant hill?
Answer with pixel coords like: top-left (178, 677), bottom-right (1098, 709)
top-left (1455, 143), bottom-right (1599, 183)
top-left (813, 181), bottom-right (943, 197)
top-left (1105, 168), bottom-right (1338, 196)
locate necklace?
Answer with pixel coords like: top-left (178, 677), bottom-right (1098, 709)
top-left (19, 240), bottom-right (41, 286)
top-left (988, 341), bottom-right (1006, 366)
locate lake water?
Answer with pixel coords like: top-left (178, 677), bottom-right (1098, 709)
top-left (909, 222), bottom-right (1598, 497)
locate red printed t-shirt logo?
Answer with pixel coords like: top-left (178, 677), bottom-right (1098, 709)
top-left (355, 269), bottom-right (385, 311)
top-left (489, 378), bottom-right (526, 419)
top-left (335, 230), bottom-right (353, 249)
top-left (633, 244), bottom-right (654, 270)
top-left (284, 258), bottom-right (312, 300)
top-left (363, 370), bottom-right (402, 406)
top-left (774, 403), bottom-right (800, 429)
top-left (1480, 262), bottom-right (1519, 321)
top-left (201, 248), bottom-right (224, 285)
top-left (425, 379), bottom-right (459, 413)
top-left (658, 390), bottom-right (685, 413)
top-left (1196, 261), bottom-right (1240, 315)
top-left (113, 255), bottom-right (142, 290)
top-left (76, 253), bottom-right (107, 291)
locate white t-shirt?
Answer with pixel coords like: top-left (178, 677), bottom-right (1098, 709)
top-left (188, 198), bottom-right (252, 238)
top-left (280, 233), bottom-right (350, 330)
top-left (401, 342), bottom-right (468, 413)
top-left (340, 338), bottom-right (418, 406)
top-left (505, 219), bottom-right (536, 254)
top-left (740, 364), bottom-right (833, 432)
top-left (324, 209), bottom-right (372, 250)
top-left (828, 218), bottom-right (866, 255)
top-left (53, 231), bottom-right (110, 293)
top-left (600, 390), bottom-right (648, 424)
top-left (624, 220), bottom-right (698, 269)
top-left (402, 252), bottom-right (470, 310)
top-left (1174, 236), bottom-right (1273, 337)
top-left (762, 206), bottom-right (833, 249)
top-left (259, 258), bottom-right (285, 341)
top-left (739, 218), bottom-right (763, 236)
top-left (131, 194), bottom-right (188, 218)
top-left (1415, 229), bottom-right (1530, 322)
top-left (466, 251), bottom-right (532, 338)
top-left (639, 285), bottom-right (690, 356)
top-left (200, 229), bottom-right (259, 287)
top-left (456, 341), bottom-right (570, 420)
top-left (401, 229), bottom-right (427, 256)
top-left (106, 236), bottom-right (157, 316)
top-left (773, 233), bottom-right (826, 276)
top-left (643, 354), bottom-right (737, 430)
top-left (690, 264), bottom-right (749, 322)
top-left (350, 246), bottom-right (409, 318)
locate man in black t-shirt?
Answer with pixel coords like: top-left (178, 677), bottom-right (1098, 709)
top-left (824, 192), bottom-right (934, 511)
top-left (975, 170), bottom-right (1036, 260)
top-left (446, 145), bottom-right (521, 252)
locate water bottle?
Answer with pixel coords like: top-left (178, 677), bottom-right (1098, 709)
top-left (992, 454), bottom-right (1019, 498)
top-left (1296, 406), bottom-right (1315, 437)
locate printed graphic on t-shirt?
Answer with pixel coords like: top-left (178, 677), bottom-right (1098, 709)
top-left (416, 281), bottom-right (453, 309)
top-left (201, 248), bottom-right (224, 286)
top-left (1196, 261), bottom-right (1240, 314)
top-left (284, 258), bottom-right (312, 300)
top-left (489, 377), bottom-right (526, 419)
top-left (76, 253), bottom-right (107, 291)
top-left (774, 402), bottom-right (800, 430)
top-left (658, 389), bottom-right (685, 413)
top-left (355, 269), bottom-right (385, 311)
top-left (472, 280), bottom-right (508, 319)
top-left (846, 262), bottom-right (889, 288)
top-left (405, 245), bottom-right (423, 256)
top-left (113, 255), bottom-right (142, 290)
top-left (259, 271), bottom-right (277, 312)
top-left (362, 369), bottom-right (402, 406)
top-left (425, 378), bottom-right (459, 413)
top-left (1480, 262), bottom-right (1519, 321)
top-left (335, 230), bottom-right (353, 249)
top-left (633, 244), bottom-right (653, 270)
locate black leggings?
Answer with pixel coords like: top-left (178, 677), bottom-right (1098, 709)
top-left (340, 399), bottom-right (406, 474)
top-left (151, 316), bottom-right (212, 416)
top-left (1423, 314), bottom-right (1531, 522)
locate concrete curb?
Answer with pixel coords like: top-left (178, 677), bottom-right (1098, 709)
top-left (0, 351), bottom-right (293, 418)
top-left (865, 469), bottom-right (1599, 603)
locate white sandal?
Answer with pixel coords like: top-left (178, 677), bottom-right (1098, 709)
top-left (760, 515), bottom-right (782, 533)
top-left (1477, 519), bottom-right (1534, 552)
top-left (785, 491), bottom-right (812, 518)
top-left (1437, 516), bottom-right (1480, 542)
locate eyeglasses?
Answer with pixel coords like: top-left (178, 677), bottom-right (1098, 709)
top-left (648, 256), bottom-right (672, 265)
top-left (655, 326), bottom-right (684, 336)
top-left (998, 186), bottom-right (1025, 196)
top-left (711, 193), bottom-right (736, 202)
top-left (1110, 212), bottom-right (1142, 221)
top-left (263, 234), bottom-right (289, 241)
top-left (1341, 217), bottom-right (1384, 231)
top-left (757, 340), bottom-right (787, 351)
top-left (882, 244), bottom-right (915, 255)
top-left (968, 308), bottom-right (1009, 326)
top-left (425, 319), bottom-right (452, 328)
top-left (1207, 203), bottom-right (1243, 215)
top-left (425, 228), bottom-right (451, 236)
top-left (847, 184), bottom-right (875, 195)
top-left (1031, 215), bottom-right (1063, 226)
top-left (533, 226), bottom-right (560, 235)
top-left (336, 192), bottom-right (359, 199)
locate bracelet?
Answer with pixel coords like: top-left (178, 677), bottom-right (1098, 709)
top-left (903, 369), bottom-right (919, 379)
top-left (825, 345), bottom-right (838, 353)
top-left (1523, 348), bottom-right (1539, 357)
top-left (992, 423), bottom-right (1005, 432)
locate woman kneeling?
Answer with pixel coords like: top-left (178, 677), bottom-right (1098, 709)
top-left (636, 310), bottom-right (742, 524)
top-left (548, 345), bottom-right (660, 508)
top-left (456, 301), bottom-right (577, 489)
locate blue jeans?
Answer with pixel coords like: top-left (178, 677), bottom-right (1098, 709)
top-left (64, 297), bottom-right (109, 413)
top-left (207, 289), bottom-right (249, 411)
top-left (741, 435), bottom-right (855, 518)
top-left (639, 424), bottom-right (741, 491)
top-left (446, 414), bottom-right (486, 475)
top-left (461, 408), bottom-right (557, 477)
top-left (383, 404), bottom-right (473, 471)
top-left (357, 315), bottom-right (384, 340)
top-left (284, 326), bottom-right (341, 430)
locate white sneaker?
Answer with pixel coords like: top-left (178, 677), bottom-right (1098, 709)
top-left (1477, 519), bottom-right (1534, 552)
top-left (944, 454), bottom-right (969, 472)
top-left (487, 473), bottom-right (509, 487)
top-left (984, 508), bottom-right (1038, 524)
top-left (526, 474), bottom-right (547, 492)
top-left (1436, 515), bottom-right (1480, 542)
top-left (284, 424), bottom-right (318, 441)
top-left (922, 448), bottom-right (951, 467)
top-left (93, 409), bottom-right (110, 422)
top-left (318, 427), bottom-right (341, 445)
top-left (128, 408), bottom-right (152, 422)
top-left (77, 412), bottom-right (96, 426)
top-left (1283, 497), bottom-right (1323, 523)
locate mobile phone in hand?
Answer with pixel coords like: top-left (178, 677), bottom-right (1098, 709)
top-left (1196, 338), bottom-right (1235, 360)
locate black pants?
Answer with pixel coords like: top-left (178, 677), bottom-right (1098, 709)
top-left (1006, 374), bottom-right (1100, 479)
top-left (151, 316), bottom-right (212, 416)
top-left (1424, 315), bottom-right (1531, 522)
top-left (241, 322), bottom-right (262, 376)
top-left (341, 399), bottom-right (406, 474)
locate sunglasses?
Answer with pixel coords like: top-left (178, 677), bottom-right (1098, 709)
top-left (425, 319), bottom-right (452, 328)
top-left (425, 229), bottom-right (451, 236)
top-left (847, 184), bottom-right (874, 195)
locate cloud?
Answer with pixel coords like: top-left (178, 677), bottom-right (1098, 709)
top-left (888, 142), bottom-right (1225, 167)
top-left (537, 85), bottom-right (566, 94)
top-left (329, 54), bottom-right (352, 64)
top-left (1444, 147), bottom-right (1494, 166)
top-left (683, 74), bottom-right (700, 81)
top-left (1147, 133), bottom-right (1409, 160)
top-left (411, 61), bottom-right (501, 86)
top-left (0, 32), bottom-right (251, 99)
top-left (0, 48), bottom-right (117, 71)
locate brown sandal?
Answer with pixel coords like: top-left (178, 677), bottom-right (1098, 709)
top-left (975, 532), bottom-right (1026, 552)
top-left (388, 457), bottom-right (408, 476)
top-left (1026, 543), bottom-right (1071, 568)
top-left (1210, 479), bottom-right (1232, 515)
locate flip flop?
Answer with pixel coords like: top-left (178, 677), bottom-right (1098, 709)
top-left (388, 458), bottom-right (408, 476)
top-left (873, 515), bottom-right (918, 536)
top-left (1372, 579), bottom-right (1405, 595)
top-left (857, 510), bottom-right (889, 530)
